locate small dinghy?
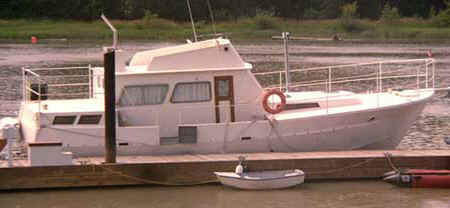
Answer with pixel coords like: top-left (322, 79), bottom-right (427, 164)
top-left (214, 156), bottom-right (305, 190)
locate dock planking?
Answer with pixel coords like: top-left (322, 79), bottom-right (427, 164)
top-left (0, 150), bottom-right (449, 190)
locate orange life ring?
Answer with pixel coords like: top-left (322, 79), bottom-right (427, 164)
top-left (262, 89), bottom-right (286, 114)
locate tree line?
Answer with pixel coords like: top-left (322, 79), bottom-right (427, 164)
top-left (0, 0), bottom-right (447, 21)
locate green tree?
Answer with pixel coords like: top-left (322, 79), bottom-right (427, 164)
top-left (340, 2), bottom-right (363, 32)
top-left (380, 3), bottom-right (401, 24)
top-left (432, 7), bottom-right (450, 27)
top-left (357, 0), bottom-right (384, 19)
top-left (397, 0), bottom-right (431, 18)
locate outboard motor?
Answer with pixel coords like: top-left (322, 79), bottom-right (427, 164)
top-left (0, 117), bottom-right (20, 166)
top-left (235, 156), bottom-right (246, 175)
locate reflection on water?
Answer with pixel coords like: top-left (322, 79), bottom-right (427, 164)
top-left (0, 181), bottom-right (449, 208)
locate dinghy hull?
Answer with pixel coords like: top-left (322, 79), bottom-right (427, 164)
top-left (214, 169), bottom-right (304, 190)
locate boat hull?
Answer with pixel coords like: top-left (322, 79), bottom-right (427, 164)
top-left (383, 169), bottom-right (450, 188)
top-left (22, 91), bottom-right (432, 156)
top-left (268, 94), bottom-right (429, 152)
top-left (214, 170), bottom-right (304, 190)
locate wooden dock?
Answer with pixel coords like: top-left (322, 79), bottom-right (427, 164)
top-left (0, 150), bottom-right (449, 190)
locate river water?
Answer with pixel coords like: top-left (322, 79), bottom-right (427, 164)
top-left (0, 40), bottom-right (449, 206)
top-left (0, 181), bottom-right (449, 208)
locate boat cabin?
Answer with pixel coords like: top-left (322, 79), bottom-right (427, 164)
top-left (20, 38), bottom-right (269, 147)
top-left (114, 38), bottom-right (266, 138)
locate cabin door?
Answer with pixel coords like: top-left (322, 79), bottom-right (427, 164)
top-left (214, 76), bottom-right (235, 123)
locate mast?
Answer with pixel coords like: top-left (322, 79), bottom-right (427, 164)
top-left (206, 0), bottom-right (217, 36)
top-left (186, 0), bottom-right (198, 42)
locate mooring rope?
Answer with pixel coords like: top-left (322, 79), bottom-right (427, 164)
top-left (266, 116), bottom-right (300, 152)
top-left (80, 157), bottom-right (380, 186)
top-left (383, 152), bottom-right (399, 172)
top-left (79, 161), bottom-right (219, 186)
top-left (307, 158), bottom-right (377, 175)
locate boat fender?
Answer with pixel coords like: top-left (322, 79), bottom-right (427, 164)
top-left (262, 89), bottom-right (286, 114)
top-left (412, 174), bottom-right (450, 188)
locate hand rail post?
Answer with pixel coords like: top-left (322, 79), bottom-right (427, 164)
top-left (38, 74), bottom-right (41, 114)
top-left (326, 67), bottom-right (330, 115)
top-left (425, 59), bottom-right (429, 88)
top-left (22, 67), bottom-right (26, 103)
top-left (416, 63), bottom-right (420, 89)
top-left (328, 66), bottom-right (332, 93)
top-left (88, 64), bottom-right (92, 98)
top-left (377, 63), bottom-right (380, 107)
top-left (279, 71), bottom-right (282, 91)
top-left (432, 59), bottom-right (435, 89)
top-left (380, 63), bottom-right (383, 92)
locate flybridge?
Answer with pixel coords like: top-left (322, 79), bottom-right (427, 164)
top-left (127, 38), bottom-right (247, 72)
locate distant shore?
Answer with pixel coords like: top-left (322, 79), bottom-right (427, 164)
top-left (1, 18), bottom-right (450, 43)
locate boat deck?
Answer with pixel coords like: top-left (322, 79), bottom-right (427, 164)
top-left (0, 150), bottom-right (449, 190)
top-left (275, 91), bottom-right (434, 120)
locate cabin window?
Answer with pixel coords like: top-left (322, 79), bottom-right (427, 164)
top-left (119, 84), bottom-right (169, 106)
top-left (53, 116), bottom-right (76, 125)
top-left (217, 79), bottom-right (230, 97)
top-left (78, 115), bottom-right (102, 125)
top-left (171, 82), bottom-right (211, 103)
top-left (284, 102), bottom-right (320, 110)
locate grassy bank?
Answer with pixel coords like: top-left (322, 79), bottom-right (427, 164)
top-left (1, 17), bottom-right (449, 42)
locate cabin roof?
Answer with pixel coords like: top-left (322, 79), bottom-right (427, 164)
top-left (126, 38), bottom-right (247, 72)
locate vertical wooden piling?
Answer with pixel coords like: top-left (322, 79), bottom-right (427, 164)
top-left (104, 49), bottom-right (116, 163)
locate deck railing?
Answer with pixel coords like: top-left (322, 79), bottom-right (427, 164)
top-left (22, 65), bottom-right (94, 104)
top-left (253, 58), bottom-right (436, 94)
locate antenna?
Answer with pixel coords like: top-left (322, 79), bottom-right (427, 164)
top-left (186, 0), bottom-right (198, 42)
top-left (206, 0), bottom-right (217, 36)
top-left (101, 14), bottom-right (118, 50)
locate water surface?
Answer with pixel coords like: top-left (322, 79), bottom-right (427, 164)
top-left (1, 181), bottom-right (449, 208)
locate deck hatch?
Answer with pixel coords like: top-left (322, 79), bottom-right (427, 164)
top-left (78, 115), bottom-right (102, 125)
top-left (53, 116), bottom-right (76, 125)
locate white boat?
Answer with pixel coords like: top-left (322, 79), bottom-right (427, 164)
top-left (17, 33), bottom-right (436, 158)
top-left (215, 169), bottom-right (305, 190)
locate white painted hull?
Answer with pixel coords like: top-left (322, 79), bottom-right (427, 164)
top-left (215, 170), bottom-right (304, 190)
top-left (22, 91), bottom-right (431, 156)
top-left (268, 96), bottom-right (429, 152)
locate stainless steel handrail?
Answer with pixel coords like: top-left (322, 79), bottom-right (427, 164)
top-left (22, 66), bottom-right (93, 103)
top-left (254, 58), bottom-right (435, 94)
